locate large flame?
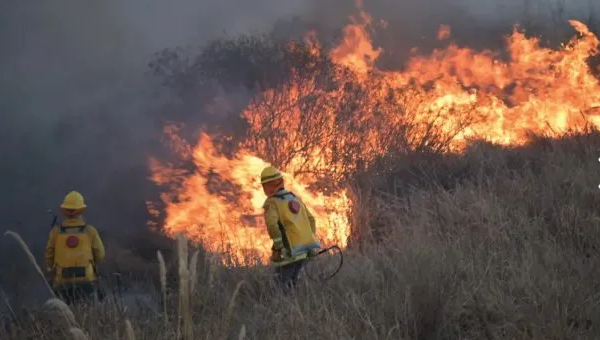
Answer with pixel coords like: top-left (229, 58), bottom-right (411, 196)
top-left (149, 9), bottom-right (600, 266)
top-left (149, 129), bottom-right (351, 266)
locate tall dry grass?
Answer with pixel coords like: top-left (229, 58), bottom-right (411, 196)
top-left (0, 231), bottom-right (150, 339)
top-left (124, 319), bottom-right (136, 340)
top-left (156, 250), bottom-right (168, 326)
top-left (4, 231), bottom-right (55, 297)
top-left (1, 131), bottom-right (600, 339)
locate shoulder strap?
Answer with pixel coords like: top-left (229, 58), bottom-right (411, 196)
top-left (58, 224), bottom-right (88, 233)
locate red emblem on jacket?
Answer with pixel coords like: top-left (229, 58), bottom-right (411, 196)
top-left (66, 236), bottom-right (79, 248)
top-left (288, 200), bottom-right (301, 214)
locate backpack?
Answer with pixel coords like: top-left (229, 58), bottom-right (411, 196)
top-left (53, 225), bottom-right (95, 283)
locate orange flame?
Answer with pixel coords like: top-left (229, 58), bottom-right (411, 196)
top-left (330, 11), bottom-right (383, 78)
top-left (150, 129), bottom-right (350, 266)
top-left (437, 25), bottom-right (451, 40)
top-left (334, 13), bottom-right (600, 148)
top-left (149, 10), bottom-right (600, 266)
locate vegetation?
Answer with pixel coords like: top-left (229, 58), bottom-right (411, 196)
top-left (2, 129), bottom-right (599, 339)
top-left (3, 9), bottom-right (600, 340)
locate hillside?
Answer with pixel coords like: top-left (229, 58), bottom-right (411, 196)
top-left (2, 130), bottom-right (600, 339)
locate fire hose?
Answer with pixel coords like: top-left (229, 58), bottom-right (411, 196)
top-left (303, 245), bottom-right (344, 282)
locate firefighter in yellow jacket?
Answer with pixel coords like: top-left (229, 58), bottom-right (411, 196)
top-left (260, 166), bottom-right (321, 290)
top-left (45, 191), bottom-right (106, 304)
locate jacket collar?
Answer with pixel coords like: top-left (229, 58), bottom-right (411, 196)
top-left (270, 188), bottom-right (289, 196)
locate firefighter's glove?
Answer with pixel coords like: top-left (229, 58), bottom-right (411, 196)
top-left (271, 238), bottom-right (285, 262)
top-left (308, 248), bottom-right (320, 258)
top-left (44, 266), bottom-right (54, 283)
top-left (271, 248), bottom-right (284, 262)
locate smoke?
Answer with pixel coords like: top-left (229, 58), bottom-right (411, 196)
top-left (0, 0), bottom-right (323, 240)
top-left (0, 0), bottom-right (330, 307)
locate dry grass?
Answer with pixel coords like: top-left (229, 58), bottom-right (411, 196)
top-left (189, 250), bottom-right (200, 296)
top-left (220, 280), bottom-right (245, 340)
top-left (69, 327), bottom-right (90, 340)
top-left (1, 131), bottom-right (600, 339)
top-left (44, 298), bottom-right (77, 327)
top-left (238, 324), bottom-right (247, 340)
top-left (176, 233), bottom-right (191, 340)
top-left (124, 319), bottom-right (136, 340)
top-left (4, 231), bottom-right (55, 297)
top-left (157, 250), bottom-right (168, 326)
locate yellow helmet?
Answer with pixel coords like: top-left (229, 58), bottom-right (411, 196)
top-left (260, 166), bottom-right (283, 184)
top-left (60, 191), bottom-right (87, 210)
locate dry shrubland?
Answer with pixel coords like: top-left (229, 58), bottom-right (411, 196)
top-left (3, 18), bottom-right (600, 339)
top-left (1, 129), bottom-right (600, 339)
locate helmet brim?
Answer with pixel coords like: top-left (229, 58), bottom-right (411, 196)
top-left (60, 204), bottom-right (87, 209)
top-left (261, 175), bottom-right (283, 184)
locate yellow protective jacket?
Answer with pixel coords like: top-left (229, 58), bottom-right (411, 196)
top-left (263, 189), bottom-right (320, 266)
top-left (45, 217), bottom-right (105, 287)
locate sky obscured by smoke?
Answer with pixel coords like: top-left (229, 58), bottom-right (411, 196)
top-left (0, 0), bottom-right (597, 259)
top-left (0, 0), bottom-right (323, 242)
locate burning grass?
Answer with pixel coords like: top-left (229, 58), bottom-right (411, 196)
top-left (2, 130), bottom-right (600, 339)
top-left (147, 8), bottom-right (600, 267)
